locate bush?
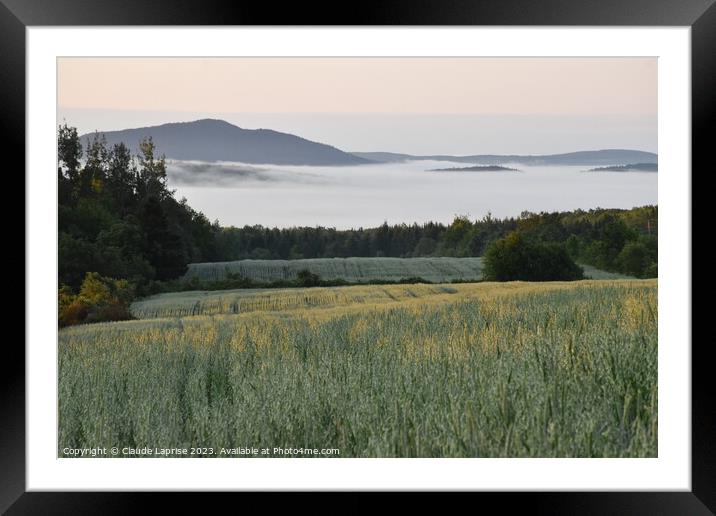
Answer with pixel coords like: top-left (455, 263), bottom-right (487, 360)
top-left (296, 269), bottom-right (321, 287)
top-left (616, 241), bottom-right (651, 278)
top-left (59, 272), bottom-right (135, 327)
top-left (59, 299), bottom-right (91, 327)
top-left (483, 232), bottom-right (584, 281)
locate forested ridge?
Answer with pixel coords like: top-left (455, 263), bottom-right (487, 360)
top-left (58, 125), bottom-right (657, 325)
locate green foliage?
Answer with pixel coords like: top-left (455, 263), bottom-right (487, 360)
top-left (296, 269), bottom-right (321, 287)
top-left (58, 125), bottom-right (217, 294)
top-left (58, 124), bottom-right (82, 204)
top-left (139, 196), bottom-right (188, 280)
top-left (440, 215), bottom-right (473, 255)
top-left (413, 236), bottom-right (437, 256)
top-left (643, 262), bottom-right (658, 278)
top-left (78, 272), bottom-right (112, 305)
top-left (616, 241), bottom-right (651, 278)
top-left (60, 198), bottom-right (116, 240)
top-left (484, 232), bottom-right (584, 281)
top-left (209, 206), bottom-right (656, 278)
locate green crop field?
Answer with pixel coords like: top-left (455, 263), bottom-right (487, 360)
top-left (59, 279), bottom-right (657, 458)
top-left (182, 256), bottom-right (629, 283)
top-left (183, 256), bottom-right (485, 283)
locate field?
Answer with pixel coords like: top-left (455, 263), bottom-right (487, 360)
top-left (183, 256), bottom-right (485, 283)
top-left (182, 256), bottom-right (631, 283)
top-left (131, 283), bottom-right (467, 319)
top-left (59, 279), bottom-right (657, 457)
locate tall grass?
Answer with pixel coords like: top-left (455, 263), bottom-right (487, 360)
top-left (59, 280), bottom-right (657, 457)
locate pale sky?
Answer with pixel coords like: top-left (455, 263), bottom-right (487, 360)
top-left (57, 57), bottom-right (657, 154)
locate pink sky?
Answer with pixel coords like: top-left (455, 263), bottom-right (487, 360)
top-left (58, 57), bottom-right (657, 116)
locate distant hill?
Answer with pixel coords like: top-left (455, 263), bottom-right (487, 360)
top-left (585, 163), bottom-right (658, 172)
top-left (352, 149), bottom-right (658, 166)
top-left (428, 165), bottom-right (520, 172)
top-left (80, 119), bottom-right (372, 166)
top-left (350, 151), bottom-right (415, 162)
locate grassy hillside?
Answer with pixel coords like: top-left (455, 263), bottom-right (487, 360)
top-left (181, 256), bottom-right (629, 285)
top-left (183, 257), bottom-right (485, 283)
top-left (60, 279), bottom-right (657, 458)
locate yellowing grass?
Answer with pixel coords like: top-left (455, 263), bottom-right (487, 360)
top-left (130, 279), bottom-right (652, 321)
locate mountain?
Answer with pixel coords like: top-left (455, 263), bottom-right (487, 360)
top-left (429, 165), bottom-right (520, 172)
top-left (585, 163), bottom-right (658, 172)
top-left (349, 151), bottom-right (415, 162)
top-left (80, 119), bottom-right (372, 166)
top-left (79, 120), bottom-right (656, 167)
top-left (351, 149), bottom-right (658, 166)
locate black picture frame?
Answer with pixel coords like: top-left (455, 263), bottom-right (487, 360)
top-left (5, 0), bottom-right (711, 511)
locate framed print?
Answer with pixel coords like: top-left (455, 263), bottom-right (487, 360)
top-left (5, 0), bottom-right (712, 511)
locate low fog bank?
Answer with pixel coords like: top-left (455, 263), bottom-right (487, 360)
top-left (167, 160), bottom-right (658, 229)
top-left (166, 160), bottom-right (329, 187)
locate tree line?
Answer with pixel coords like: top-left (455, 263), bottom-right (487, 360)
top-left (213, 207), bottom-right (657, 278)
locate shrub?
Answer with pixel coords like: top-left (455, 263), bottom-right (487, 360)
top-left (59, 272), bottom-right (136, 326)
top-left (59, 298), bottom-right (91, 327)
top-left (297, 269), bottom-right (321, 287)
top-left (483, 232), bottom-right (584, 281)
